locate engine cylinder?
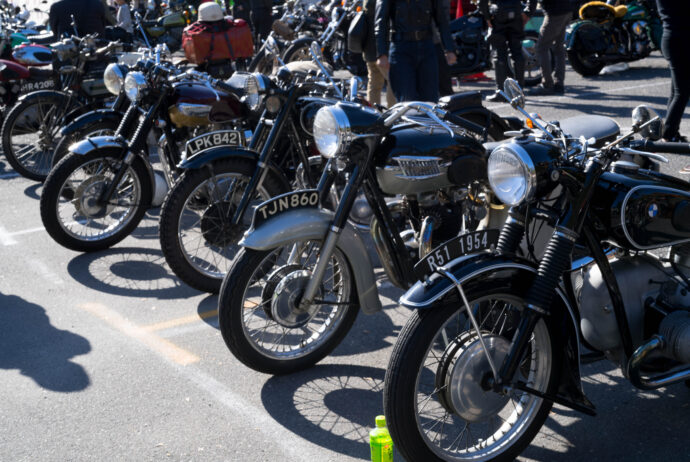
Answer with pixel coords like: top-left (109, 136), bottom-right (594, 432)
top-left (659, 311), bottom-right (690, 363)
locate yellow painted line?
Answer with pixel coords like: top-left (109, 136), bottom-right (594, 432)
top-left (141, 309), bottom-right (218, 332)
top-left (78, 302), bottom-right (200, 366)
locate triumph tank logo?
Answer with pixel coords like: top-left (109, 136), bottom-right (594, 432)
top-left (648, 203), bottom-right (659, 218)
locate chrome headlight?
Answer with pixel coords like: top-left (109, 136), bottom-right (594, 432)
top-left (228, 72), bottom-right (266, 111)
top-left (104, 63), bottom-right (127, 95)
top-left (313, 105), bottom-right (350, 158)
top-left (124, 71), bottom-right (147, 101)
top-left (487, 144), bottom-right (536, 206)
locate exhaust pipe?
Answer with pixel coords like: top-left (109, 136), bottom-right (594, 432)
top-left (627, 335), bottom-right (690, 390)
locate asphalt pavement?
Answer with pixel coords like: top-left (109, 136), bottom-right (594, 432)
top-left (1, 53), bottom-right (690, 462)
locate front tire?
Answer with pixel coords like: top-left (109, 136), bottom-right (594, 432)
top-left (159, 158), bottom-right (287, 293)
top-left (384, 288), bottom-right (557, 461)
top-left (51, 119), bottom-right (119, 169)
top-left (1, 91), bottom-right (78, 181)
top-left (218, 240), bottom-right (359, 374)
top-left (40, 148), bottom-right (152, 252)
top-left (282, 38), bottom-right (314, 64)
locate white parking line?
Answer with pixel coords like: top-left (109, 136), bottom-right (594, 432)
top-left (0, 226), bottom-right (45, 245)
top-left (28, 259), bottom-right (63, 286)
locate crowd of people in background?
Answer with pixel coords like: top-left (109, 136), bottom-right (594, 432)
top-left (44, 0), bottom-right (690, 143)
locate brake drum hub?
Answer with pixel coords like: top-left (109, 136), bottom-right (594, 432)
top-left (265, 269), bottom-right (321, 328)
top-left (73, 175), bottom-right (113, 218)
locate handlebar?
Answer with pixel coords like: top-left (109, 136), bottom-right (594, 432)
top-left (383, 102), bottom-right (487, 139)
top-left (629, 139), bottom-right (690, 154)
top-left (441, 110), bottom-right (488, 138)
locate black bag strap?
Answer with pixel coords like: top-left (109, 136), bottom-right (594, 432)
top-left (221, 26), bottom-right (235, 60)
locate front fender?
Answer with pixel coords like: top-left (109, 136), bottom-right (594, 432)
top-left (241, 207), bottom-right (382, 315)
top-left (401, 252), bottom-right (595, 415)
top-left (60, 109), bottom-right (124, 137)
top-left (68, 135), bottom-right (126, 156)
top-left (179, 146), bottom-right (258, 169)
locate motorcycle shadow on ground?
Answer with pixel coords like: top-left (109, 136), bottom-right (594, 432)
top-left (129, 208), bottom-right (162, 241)
top-left (67, 247), bottom-right (199, 300)
top-left (522, 359), bottom-right (690, 461)
top-left (261, 364), bottom-right (403, 461)
top-left (24, 183), bottom-right (41, 200)
top-left (0, 290), bottom-right (90, 392)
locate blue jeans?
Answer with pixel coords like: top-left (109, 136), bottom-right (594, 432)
top-left (389, 39), bottom-right (439, 102)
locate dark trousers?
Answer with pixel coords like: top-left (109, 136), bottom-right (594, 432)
top-left (488, 17), bottom-right (524, 90)
top-left (389, 39), bottom-right (439, 102)
top-left (436, 44), bottom-right (454, 97)
top-left (662, 29), bottom-right (690, 139)
top-left (250, 6), bottom-right (272, 42)
top-left (536, 12), bottom-right (570, 88)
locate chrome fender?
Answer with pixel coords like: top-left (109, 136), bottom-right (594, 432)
top-left (401, 252), bottom-right (594, 414)
top-left (241, 207), bottom-right (382, 315)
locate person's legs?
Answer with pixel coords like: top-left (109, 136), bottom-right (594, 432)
top-left (536, 13), bottom-right (556, 88)
top-left (551, 13), bottom-right (571, 88)
top-left (366, 60), bottom-right (384, 105)
top-left (435, 43), bottom-right (454, 97)
top-left (489, 27), bottom-right (509, 90)
top-left (416, 40), bottom-right (440, 101)
top-left (389, 41), bottom-right (418, 101)
top-left (378, 63), bottom-right (397, 107)
top-left (507, 22), bottom-right (525, 88)
top-left (662, 31), bottom-right (690, 139)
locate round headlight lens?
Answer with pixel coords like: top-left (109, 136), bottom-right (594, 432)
top-left (313, 106), bottom-right (350, 158)
top-left (104, 63), bottom-right (127, 95)
top-left (227, 72), bottom-right (266, 111)
top-left (124, 71), bottom-right (147, 101)
top-left (487, 144), bottom-right (536, 206)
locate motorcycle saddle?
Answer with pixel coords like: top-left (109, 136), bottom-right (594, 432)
top-left (560, 114), bottom-right (620, 147)
top-left (438, 91), bottom-right (483, 112)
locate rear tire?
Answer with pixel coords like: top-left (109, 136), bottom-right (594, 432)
top-left (567, 49), bottom-right (604, 77)
top-left (159, 158), bottom-right (287, 293)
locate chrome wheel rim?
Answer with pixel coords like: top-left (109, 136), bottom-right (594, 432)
top-left (414, 295), bottom-right (551, 461)
top-left (176, 173), bottom-right (270, 280)
top-left (239, 241), bottom-right (352, 360)
top-left (9, 99), bottom-right (64, 176)
top-left (55, 156), bottom-right (142, 241)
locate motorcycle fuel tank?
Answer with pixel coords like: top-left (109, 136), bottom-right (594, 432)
top-left (12, 44), bottom-right (52, 67)
top-left (375, 124), bottom-right (486, 195)
top-left (590, 168), bottom-right (690, 250)
top-left (0, 59), bottom-right (30, 80)
top-left (169, 82), bottom-right (245, 127)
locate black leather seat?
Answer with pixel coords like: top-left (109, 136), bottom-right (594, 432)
top-left (560, 114), bottom-right (620, 147)
top-left (438, 91), bottom-right (483, 112)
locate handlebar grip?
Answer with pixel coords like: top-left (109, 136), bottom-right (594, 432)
top-left (443, 112), bottom-right (487, 136)
top-left (630, 139), bottom-right (690, 154)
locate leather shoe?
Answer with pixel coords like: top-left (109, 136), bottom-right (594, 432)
top-left (528, 84), bottom-right (555, 96)
top-left (554, 83), bottom-right (565, 94)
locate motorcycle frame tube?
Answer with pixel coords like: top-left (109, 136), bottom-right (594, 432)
top-left (240, 207), bottom-right (383, 314)
top-left (230, 85), bottom-right (316, 225)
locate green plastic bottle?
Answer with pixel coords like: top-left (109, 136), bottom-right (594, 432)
top-left (370, 415), bottom-right (394, 462)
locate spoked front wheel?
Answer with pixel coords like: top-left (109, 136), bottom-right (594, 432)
top-left (384, 289), bottom-right (557, 462)
top-left (218, 240), bottom-right (359, 374)
top-left (40, 148), bottom-right (152, 252)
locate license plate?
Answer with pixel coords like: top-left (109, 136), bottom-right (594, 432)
top-left (252, 189), bottom-right (320, 228)
top-left (413, 229), bottom-right (500, 280)
top-left (185, 130), bottom-right (243, 157)
top-left (20, 79), bottom-right (54, 93)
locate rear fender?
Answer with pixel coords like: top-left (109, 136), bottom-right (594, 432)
top-left (60, 109), bottom-right (124, 137)
top-left (401, 252), bottom-right (594, 414)
top-left (241, 207), bottom-right (382, 314)
top-left (566, 20), bottom-right (600, 50)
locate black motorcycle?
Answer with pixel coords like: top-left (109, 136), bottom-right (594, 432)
top-left (383, 79), bottom-right (690, 461)
top-left (39, 55), bottom-right (254, 252)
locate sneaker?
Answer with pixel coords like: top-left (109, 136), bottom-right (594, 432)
top-left (554, 83), bottom-right (565, 94)
top-left (665, 134), bottom-right (688, 143)
top-left (528, 84), bottom-right (555, 96)
top-left (485, 92), bottom-right (504, 103)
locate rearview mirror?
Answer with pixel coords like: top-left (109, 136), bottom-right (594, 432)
top-left (632, 105), bottom-right (663, 140)
top-left (309, 40), bottom-right (324, 62)
top-left (503, 78), bottom-right (525, 108)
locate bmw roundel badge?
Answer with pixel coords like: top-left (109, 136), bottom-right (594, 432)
top-left (648, 203), bottom-right (659, 218)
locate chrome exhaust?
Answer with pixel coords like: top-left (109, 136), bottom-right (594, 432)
top-left (419, 216), bottom-right (434, 259)
top-left (627, 335), bottom-right (690, 390)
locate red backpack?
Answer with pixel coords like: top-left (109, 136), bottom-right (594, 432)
top-left (182, 18), bottom-right (254, 64)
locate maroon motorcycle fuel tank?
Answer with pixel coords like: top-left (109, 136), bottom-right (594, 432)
top-left (168, 82), bottom-right (246, 127)
top-left (0, 59), bottom-right (30, 81)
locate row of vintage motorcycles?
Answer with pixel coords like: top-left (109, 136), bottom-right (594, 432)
top-left (5, 4), bottom-right (690, 462)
